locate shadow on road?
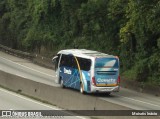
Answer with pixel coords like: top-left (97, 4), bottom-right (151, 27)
top-left (62, 87), bottom-right (118, 98)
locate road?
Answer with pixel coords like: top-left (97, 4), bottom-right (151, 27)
top-left (0, 51), bottom-right (160, 111)
top-left (0, 87), bottom-right (86, 119)
top-left (0, 52), bottom-right (58, 87)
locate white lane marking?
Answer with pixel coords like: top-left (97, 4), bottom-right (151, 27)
top-left (0, 88), bottom-right (86, 119)
top-left (0, 57), bottom-right (56, 78)
top-left (76, 116), bottom-right (87, 119)
top-left (115, 94), bottom-right (160, 108)
top-left (9, 73), bottom-right (28, 79)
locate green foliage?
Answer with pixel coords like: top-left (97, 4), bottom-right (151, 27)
top-left (0, 0), bottom-right (159, 84)
top-left (123, 52), bottom-right (160, 84)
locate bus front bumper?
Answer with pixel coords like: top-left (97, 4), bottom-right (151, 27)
top-left (90, 85), bottom-right (120, 93)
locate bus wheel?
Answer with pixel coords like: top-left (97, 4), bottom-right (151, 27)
top-left (60, 80), bottom-right (65, 88)
top-left (80, 83), bottom-right (85, 94)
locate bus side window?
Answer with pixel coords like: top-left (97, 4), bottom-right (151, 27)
top-left (71, 56), bottom-right (78, 69)
top-left (60, 55), bottom-right (71, 67)
top-left (77, 57), bottom-right (91, 71)
top-left (85, 59), bottom-right (91, 71)
top-left (60, 54), bottom-right (65, 67)
top-left (67, 55), bottom-right (72, 67)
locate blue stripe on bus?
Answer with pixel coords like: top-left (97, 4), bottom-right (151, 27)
top-left (60, 66), bottom-right (91, 92)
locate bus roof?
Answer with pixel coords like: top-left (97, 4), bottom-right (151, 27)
top-left (57, 49), bottom-right (116, 59)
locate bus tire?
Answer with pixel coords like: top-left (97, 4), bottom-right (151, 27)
top-left (80, 83), bottom-right (85, 94)
top-left (60, 79), bottom-right (65, 88)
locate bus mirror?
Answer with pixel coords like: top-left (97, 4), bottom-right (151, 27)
top-left (52, 55), bottom-right (58, 71)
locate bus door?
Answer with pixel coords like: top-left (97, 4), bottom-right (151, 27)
top-left (59, 55), bottom-right (80, 89)
top-left (94, 58), bottom-right (119, 87)
top-left (77, 57), bottom-right (91, 92)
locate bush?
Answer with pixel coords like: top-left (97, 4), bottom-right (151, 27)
top-left (123, 52), bottom-right (160, 85)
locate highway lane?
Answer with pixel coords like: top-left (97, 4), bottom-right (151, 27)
top-left (0, 52), bottom-right (58, 87)
top-left (101, 88), bottom-right (160, 110)
top-left (0, 87), bottom-right (86, 119)
top-left (0, 51), bottom-right (160, 110)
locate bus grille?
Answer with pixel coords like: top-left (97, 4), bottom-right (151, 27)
top-left (97, 71), bottom-right (116, 75)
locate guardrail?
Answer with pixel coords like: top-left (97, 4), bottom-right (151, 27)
top-left (0, 44), bottom-right (34, 60)
top-left (33, 54), bottom-right (54, 69)
top-left (0, 44), bottom-right (54, 69)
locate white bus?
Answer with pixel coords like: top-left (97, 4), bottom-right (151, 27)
top-left (52, 49), bottom-right (120, 94)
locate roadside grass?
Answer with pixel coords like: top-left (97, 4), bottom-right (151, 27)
top-left (122, 69), bottom-right (137, 81)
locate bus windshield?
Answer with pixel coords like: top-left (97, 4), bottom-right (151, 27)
top-left (95, 58), bottom-right (119, 68)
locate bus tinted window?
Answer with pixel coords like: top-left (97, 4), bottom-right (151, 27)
top-left (60, 55), bottom-right (77, 68)
top-left (60, 55), bottom-right (91, 71)
top-left (77, 57), bottom-right (91, 71)
top-left (60, 55), bottom-right (70, 67)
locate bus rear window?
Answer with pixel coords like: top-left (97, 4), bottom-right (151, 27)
top-left (95, 58), bottom-right (119, 68)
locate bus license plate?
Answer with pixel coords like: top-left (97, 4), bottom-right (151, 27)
top-left (103, 89), bottom-right (111, 92)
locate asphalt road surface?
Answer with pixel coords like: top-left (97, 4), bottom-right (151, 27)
top-left (0, 87), bottom-right (86, 119)
top-left (0, 51), bottom-right (160, 111)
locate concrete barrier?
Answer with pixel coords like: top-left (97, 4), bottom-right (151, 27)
top-left (0, 70), bottom-right (130, 110)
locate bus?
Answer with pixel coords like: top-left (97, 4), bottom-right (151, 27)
top-left (52, 49), bottom-right (120, 94)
